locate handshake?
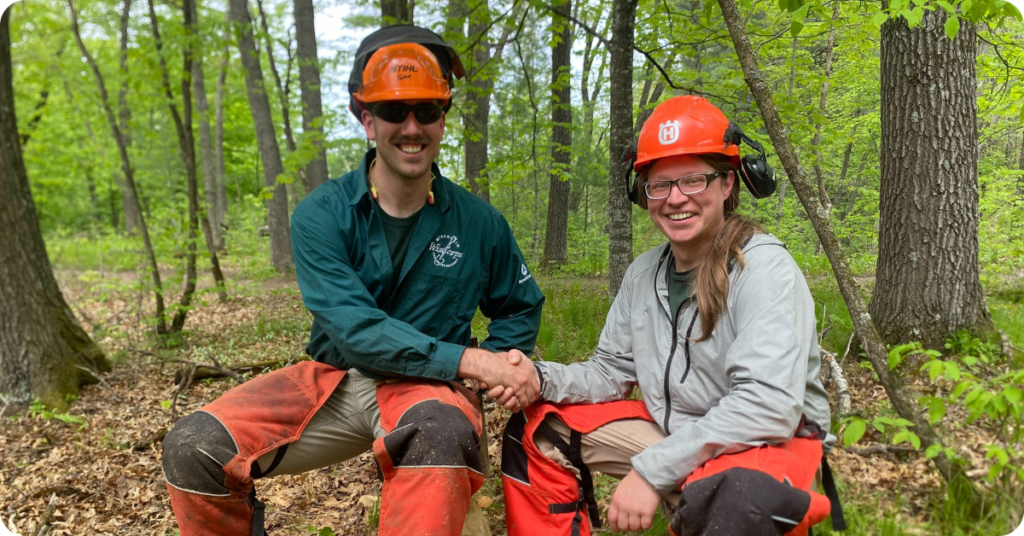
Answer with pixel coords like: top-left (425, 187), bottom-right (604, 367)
top-left (457, 348), bottom-right (541, 412)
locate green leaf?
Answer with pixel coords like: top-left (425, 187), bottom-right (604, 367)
top-left (160, 400), bottom-right (172, 410)
top-left (928, 398), bottom-right (947, 423)
top-left (1004, 387), bottom-right (1023, 405)
top-left (991, 395), bottom-right (1008, 415)
top-left (935, 0), bottom-right (955, 12)
top-left (844, 419), bottom-right (867, 447)
top-left (873, 11), bottom-right (889, 27)
top-left (925, 444), bottom-right (942, 458)
top-left (951, 381), bottom-right (972, 399)
top-left (944, 14), bottom-right (961, 39)
top-left (790, 21), bottom-right (804, 35)
top-left (891, 431), bottom-right (920, 450)
top-left (966, 0), bottom-right (988, 20)
top-left (319, 528), bottom-right (335, 536)
top-left (943, 362), bottom-right (961, 381)
top-left (1019, 104), bottom-right (1024, 122)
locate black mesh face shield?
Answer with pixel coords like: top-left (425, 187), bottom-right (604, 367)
top-left (348, 25), bottom-right (466, 121)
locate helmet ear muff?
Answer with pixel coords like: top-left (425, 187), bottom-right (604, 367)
top-left (725, 122), bottom-right (776, 199)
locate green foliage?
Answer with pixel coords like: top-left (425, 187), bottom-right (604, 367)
top-left (305, 526), bottom-right (335, 536)
top-left (535, 280), bottom-right (609, 364)
top-left (915, 331), bottom-right (1024, 484)
top-left (28, 397), bottom-right (88, 430)
top-left (839, 414), bottom-right (919, 449)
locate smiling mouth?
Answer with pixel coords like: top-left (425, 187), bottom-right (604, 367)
top-left (667, 212), bottom-right (695, 221)
top-left (399, 143), bottom-right (425, 155)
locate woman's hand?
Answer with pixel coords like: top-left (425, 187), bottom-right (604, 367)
top-left (608, 469), bottom-right (661, 532)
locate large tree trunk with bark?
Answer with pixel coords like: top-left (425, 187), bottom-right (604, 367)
top-left (227, 0), bottom-right (293, 273)
top-left (871, 10), bottom-right (992, 349)
top-left (715, 0), bottom-right (978, 499)
top-left (0, 12), bottom-right (109, 409)
top-left (381, 0), bottom-right (413, 26)
top-left (607, 0), bottom-right (637, 299)
top-left (68, 0), bottom-right (167, 332)
top-left (190, 0), bottom-right (224, 251)
top-left (293, 0), bottom-right (329, 192)
top-left (543, 0), bottom-right (572, 268)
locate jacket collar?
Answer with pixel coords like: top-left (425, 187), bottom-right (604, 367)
top-left (349, 148), bottom-right (451, 213)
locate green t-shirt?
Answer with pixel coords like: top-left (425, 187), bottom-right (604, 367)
top-left (667, 264), bottom-right (695, 319)
top-left (378, 207), bottom-right (423, 292)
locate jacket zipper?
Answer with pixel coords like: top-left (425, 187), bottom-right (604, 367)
top-left (662, 302), bottom-right (685, 431)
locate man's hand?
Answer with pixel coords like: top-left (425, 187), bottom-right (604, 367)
top-left (458, 348), bottom-right (539, 412)
top-left (607, 470), bottom-right (661, 533)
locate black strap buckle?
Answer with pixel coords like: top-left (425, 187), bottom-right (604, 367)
top-left (537, 420), bottom-right (602, 533)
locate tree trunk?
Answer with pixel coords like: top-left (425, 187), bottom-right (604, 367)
top-left (190, 0), bottom-right (224, 252)
top-left (381, 0), bottom-right (413, 26)
top-left (147, 0), bottom-right (200, 333)
top-left (871, 10), bottom-right (992, 349)
top-left (812, 4), bottom-right (840, 255)
top-left (457, 0), bottom-right (513, 203)
top-left (227, 0), bottom-right (293, 273)
top-left (1017, 127), bottom-right (1024, 195)
top-left (214, 30), bottom-right (230, 240)
top-left (186, 0), bottom-right (228, 303)
top-left (68, 0), bottom-right (167, 333)
top-left (116, 0), bottom-right (143, 236)
top-left (0, 11), bottom-right (109, 409)
top-left (607, 0), bottom-right (637, 299)
top-left (715, 0), bottom-right (975, 495)
top-left (293, 0), bottom-right (329, 192)
top-left (543, 0), bottom-right (572, 268)
top-left (255, 0), bottom-right (299, 209)
top-left (775, 36), bottom-right (799, 234)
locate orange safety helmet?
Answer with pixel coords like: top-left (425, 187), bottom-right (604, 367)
top-left (353, 43), bottom-right (451, 105)
top-left (634, 95), bottom-right (740, 171)
top-left (624, 95), bottom-right (776, 203)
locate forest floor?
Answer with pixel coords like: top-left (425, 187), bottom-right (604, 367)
top-left (1, 267), bottom-right (1021, 535)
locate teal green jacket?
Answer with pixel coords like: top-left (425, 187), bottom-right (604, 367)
top-left (291, 149), bottom-right (545, 381)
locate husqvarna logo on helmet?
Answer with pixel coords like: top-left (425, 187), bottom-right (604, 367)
top-left (429, 234), bottom-right (464, 268)
top-left (658, 120), bottom-right (680, 145)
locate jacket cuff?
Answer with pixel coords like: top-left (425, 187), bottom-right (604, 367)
top-left (631, 449), bottom-right (679, 496)
top-left (535, 365), bottom-right (545, 395)
top-left (425, 341), bottom-right (465, 381)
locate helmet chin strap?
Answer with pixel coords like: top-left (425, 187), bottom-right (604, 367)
top-left (368, 158), bottom-right (436, 206)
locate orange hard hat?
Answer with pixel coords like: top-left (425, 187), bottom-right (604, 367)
top-left (353, 43), bottom-right (451, 104)
top-left (634, 95), bottom-right (740, 171)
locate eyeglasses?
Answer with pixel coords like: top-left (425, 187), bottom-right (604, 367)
top-left (367, 102), bottom-right (444, 125)
top-left (644, 171), bottom-right (724, 200)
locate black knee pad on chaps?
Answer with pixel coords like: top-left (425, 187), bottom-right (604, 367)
top-left (381, 400), bottom-right (482, 471)
top-left (162, 411), bottom-right (239, 494)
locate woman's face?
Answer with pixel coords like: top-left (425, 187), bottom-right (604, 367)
top-left (645, 154), bottom-right (736, 251)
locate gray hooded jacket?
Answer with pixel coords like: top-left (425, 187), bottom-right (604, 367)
top-left (534, 233), bottom-right (833, 495)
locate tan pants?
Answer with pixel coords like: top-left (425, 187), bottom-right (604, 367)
top-left (254, 369), bottom-right (385, 477)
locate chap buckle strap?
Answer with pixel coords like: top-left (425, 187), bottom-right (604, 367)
top-left (537, 421), bottom-right (602, 534)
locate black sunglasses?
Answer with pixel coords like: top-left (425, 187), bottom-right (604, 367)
top-left (367, 102), bottom-right (444, 125)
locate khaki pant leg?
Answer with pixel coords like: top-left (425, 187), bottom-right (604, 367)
top-left (255, 369), bottom-right (385, 478)
top-left (534, 415), bottom-right (666, 479)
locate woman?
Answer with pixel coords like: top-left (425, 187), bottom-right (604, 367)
top-left (499, 96), bottom-right (838, 536)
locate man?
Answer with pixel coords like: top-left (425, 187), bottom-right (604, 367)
top-left (162, 25), bottom-right (543, 536)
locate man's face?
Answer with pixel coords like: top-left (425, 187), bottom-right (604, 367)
top-left (646, 154), bottom-right (735, 249)
top-left (361, 99), bottom-right (445, 182)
